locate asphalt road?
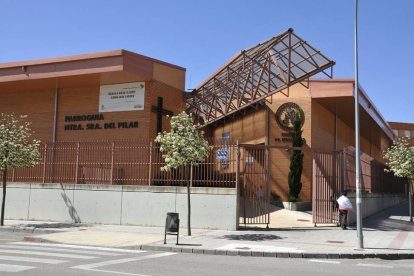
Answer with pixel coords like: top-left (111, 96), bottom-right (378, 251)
top-left (0, 231), bottom-right (413, 275)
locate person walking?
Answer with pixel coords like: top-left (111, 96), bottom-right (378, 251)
top-left (336, 191), bottom-right (354, 230)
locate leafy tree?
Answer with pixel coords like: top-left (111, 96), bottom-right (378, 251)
top-left (288, 109), bottom-right (304, 202)
top-left (383, 137), bottom-right (414, 222)
top-left (383, 138), bottom-right (414, 179)
top-left (0, 114), bottom-right (41, 226)
top-left (155, 112), bottom-right (211, 235)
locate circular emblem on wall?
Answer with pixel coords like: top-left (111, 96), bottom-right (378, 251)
top-left (275, 102), bottom-right (305, 132)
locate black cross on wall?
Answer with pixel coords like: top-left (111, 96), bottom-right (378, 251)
top-left (151, 97), bottom-right (174, 135)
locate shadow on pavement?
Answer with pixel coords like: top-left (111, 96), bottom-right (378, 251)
top-left (362, 201), bottom-right (414, 231)
top-left (239, 226), bottom-right (338, 232)
top-left (363, 218), bottom-right (414, 231)
top-left (364, 247), bottom-right (414, 251)
top-left (24, 223), bottom-right (86, 229)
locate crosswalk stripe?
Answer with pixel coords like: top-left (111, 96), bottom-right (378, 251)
top-left (13, 242), bottom-right (143, 254)
top-left (0, 249), bottom-right (97, 259)
top-left (0, 255), bottom-right (67, 264)
top-left (0, 264), bottom-right (35, 273)
top-left (72, 252), bottom-right (176, 270)
top-left (84, 268), bottom-right (150, 276)
top-left (0, 244), bottom-right (122, 256)
top-left (308, 259), bottom-right (340, 264)
top-left (357, 263), bottom-right (393, 268)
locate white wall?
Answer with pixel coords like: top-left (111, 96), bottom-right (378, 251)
top-left (1, 183), bottom-right (239, 230)
top-left (347, 192), bottom-right (406, 224)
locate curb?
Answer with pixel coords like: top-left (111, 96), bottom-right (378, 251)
top-left (0, 226), bottom-right (60, 235)
top-left (1, 223), bottom-right (89, 235)
top-left (138, 245), bottom-right (414, 260)
top-left (23, 236), bottom-right (414, 260)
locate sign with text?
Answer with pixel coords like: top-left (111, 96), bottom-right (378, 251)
top-left (63, 113), bottom-right (138, 131)
top-left (99, 82), bottom-right (145, 112)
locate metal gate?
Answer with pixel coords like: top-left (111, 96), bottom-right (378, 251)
top-left (312, 150), bottom-right (343, 225)
top-left (239, 145), bottom-right (270, 227)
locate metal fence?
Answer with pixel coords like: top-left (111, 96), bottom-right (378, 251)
top-left (239, 145), bottom-right (269, 226)
top-left (7, 141), bottom-right (239, 188)
top-left (342, 149), bottom-right (406, 194)
top-left (312, 148), bottom-right (407, 225)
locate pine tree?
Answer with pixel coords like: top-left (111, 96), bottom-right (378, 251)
top-left (288, 109), bottom-right (304, 202)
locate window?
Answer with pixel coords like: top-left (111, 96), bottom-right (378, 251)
top-left (393, 130), bottom-right (398, 137)
top-left (404, 130), bottom-right (411, 138)
top-left (221, 132), bottom-right (230, 144)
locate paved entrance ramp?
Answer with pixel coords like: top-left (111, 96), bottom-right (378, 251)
top-left (240, 204), bottom-right (316, 229)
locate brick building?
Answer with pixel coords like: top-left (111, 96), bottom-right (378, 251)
top-left (0, 50), bottom-right (186, 143)
top-left (0, 29), bottom-right (406, 205)
top-left (186, 29), bottom-right (399, 204)
top-left (388, 121), bottom-right (414, 146)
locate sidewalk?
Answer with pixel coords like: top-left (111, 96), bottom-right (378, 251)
top-left (3, 201), bottom-right (414, 259)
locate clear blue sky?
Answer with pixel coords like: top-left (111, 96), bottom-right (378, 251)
top-left (1, 0), bottom-right (413, 123)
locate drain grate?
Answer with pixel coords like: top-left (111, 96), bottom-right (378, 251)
top-left (297, 219), bottom-right (310, 222)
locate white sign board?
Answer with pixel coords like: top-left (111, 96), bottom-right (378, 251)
top-left (99, 82), bottom-right (145, 112)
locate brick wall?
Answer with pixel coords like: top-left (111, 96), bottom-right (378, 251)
top-left (0, 77), bottom-right (184, 143)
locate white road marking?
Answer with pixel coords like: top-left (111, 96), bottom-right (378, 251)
top-left (81, 268), bottom-right (150, 276)
top-left (72, 252), bottom-right (176, 270)
top-left (308, 259), bottom-right (341, 264)
top-left (13, 242), bottom-right (143, 254)
top-left (0, 263), bottom-right (35, 272)
top-left (0, 244), bottom-right (122, 256)
top-left (357, 263), bottom-right (393, 268)
top-left (0, 248), bottom-right (97, 259)
top-left (0, 255), bottom-right (67, 264)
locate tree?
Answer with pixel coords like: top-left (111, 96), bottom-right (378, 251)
top-left (288, 109), bottom-right (304, 202)
top-left (383, 137), bottom-right (414, 222)
top-left (155, 112), bottom-right (211, 235)
top-left (0, 114), bottom-right (41, 226)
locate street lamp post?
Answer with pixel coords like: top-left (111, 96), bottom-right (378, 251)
top-left (354, 0), bottom-right (364, 249)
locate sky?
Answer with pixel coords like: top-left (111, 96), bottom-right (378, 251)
top-left (1, 0), bottom-right (413, 123)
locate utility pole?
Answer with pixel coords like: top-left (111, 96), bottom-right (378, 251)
top-left (354, 0), bottom-right (364, 249)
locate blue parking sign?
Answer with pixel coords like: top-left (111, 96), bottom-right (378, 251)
top-left (216, 150), bottom-right (229, 160)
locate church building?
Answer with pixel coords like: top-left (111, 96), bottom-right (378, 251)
top-left (0, 50), bottom-right (186, 143)
top-left (0, 29), bottom-right (404, 209)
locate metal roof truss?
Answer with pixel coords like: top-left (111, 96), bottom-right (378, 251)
top-left (186, 29), bottom-right (335, 126)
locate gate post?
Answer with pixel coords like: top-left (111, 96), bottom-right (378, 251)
top-left (265, 145), bottom-right (270, 228)
top-left (236, 140), bottom-right (240, 189)
top-left (312, 154), bottom-right (317, 226)
top-left (75, 142), bottom-right (80, 184)
top-left (110, 142), bottom-right (115, 185)
top-left (148, 141), bottom-right (153, 186)
top-left (42, 143), bottom-right (47, 183)
top-left (235, 140), bottom-right (240, 230)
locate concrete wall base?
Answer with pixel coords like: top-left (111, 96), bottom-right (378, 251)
top-left (282, 201), bottom-right (312, 211)
top-left (1, 183), bottom-right (238, 230)
top-left (347, 192), bottom-right (406, 224)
